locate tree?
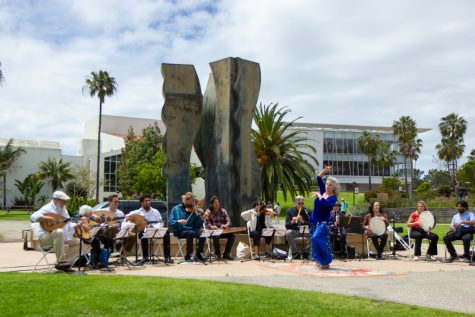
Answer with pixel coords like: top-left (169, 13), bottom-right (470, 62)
top-left (457, 160), bottom-right (475, 192)
top-left (0, 139), bottom-right (25, 207)
top-left (132, 151), bottom-right (167, 199)
top-left (14, 174), bottom-right (44, 207)
top-left (251, 103), bottom-right (317, 203)
top-left (38, 158), bottom-right (74, 191)
top-left (436, 113), bottom-right (467, 192)
top-left (0, 61), bottom-right (4, 86)
top-left (467, 149), bottom-right (475, 161)
top-left (83, 70), bottom-right (118, 201)
top-left (375, 141), bottom-right (397, 180)
top-left (423, 169), bottom-right (450, 189)
top-left (392, 116), bottom-right (420, 197)
top-left (356, 130), bottom-right (380, 190)
top-left (412, 168), bottom-right (424, 189)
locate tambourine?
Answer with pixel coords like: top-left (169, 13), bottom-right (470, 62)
top-left (369, 217), bottom-right (386, 236)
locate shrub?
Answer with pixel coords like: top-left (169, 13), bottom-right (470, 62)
top-left (67, 196), bottom-right (97, 216)
top-left (381, 177), bottom-right (401, 191)
top-left (66, 181), bottom-right (88, 198)
top-left (437, 186), bottom-right (452, 197)
top-left (416, 182), bottom-right (431, 195)
top-left (364, 190), bottom-right (378, 202)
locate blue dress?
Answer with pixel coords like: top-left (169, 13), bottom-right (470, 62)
top-left (310, 176), bottom-right (337, 265)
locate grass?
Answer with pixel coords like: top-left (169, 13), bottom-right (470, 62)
top-left (275, 191), bottom-right (365, 212)
top-left (0, 211), bottom-right (31, 221)
top-left (0, 273), bottom-right (466, 317)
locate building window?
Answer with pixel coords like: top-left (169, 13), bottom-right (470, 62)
top-left (104, 154), bottom-right (121, 192)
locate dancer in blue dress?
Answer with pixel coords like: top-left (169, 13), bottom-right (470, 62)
top-left (310, 166), bottom-right (339, 269)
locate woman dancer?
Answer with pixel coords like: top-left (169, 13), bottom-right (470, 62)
top-left (310, 166), bottom-right (339, 269)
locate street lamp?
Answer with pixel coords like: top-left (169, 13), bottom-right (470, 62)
top-left (352, 182), bottom-right (357, 206)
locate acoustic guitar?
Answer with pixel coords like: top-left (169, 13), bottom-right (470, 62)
top-left (93, 210), bottom-right (125, 225)
top-left (126, 214), bottom-right (162, 233)
top-left (39, 213), bottom-right (71, 232)
top-left (74, 218), bottom-right (101, 240)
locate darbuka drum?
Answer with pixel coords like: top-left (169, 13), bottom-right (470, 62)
top-left (369, 217), bottom-right (386, 236)
top-left (419, 211), bottom-right (436, 231)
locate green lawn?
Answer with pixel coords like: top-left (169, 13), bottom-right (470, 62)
top-left (0, 211), bottom-right (32, 221)
top-left (275, 191), bottom-right (364, 212)
top-left (0, 273), bottom-right (465, 317)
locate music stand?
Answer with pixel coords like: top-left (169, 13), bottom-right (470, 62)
top-left (262, 228), bottom-right (286, 262)
top-left (206, 229), bottom-right (226, 264)
top-left (195, 229), bottom-right (210, 265)
top-left (113, 226), bottom-right (135, 270)
top-left (338, 215), bottom-right (365, 260)
top-left (142, 227), bottom-right (169, 265)
top-left (298, 225), bottom-right (310, 263)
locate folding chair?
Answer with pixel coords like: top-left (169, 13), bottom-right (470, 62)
top-left (172, 233), bottom-right (188, 260)
top-left (33, 246), bottom-right (53, 272)
top-left (366, 236), bottom-right (390, 258)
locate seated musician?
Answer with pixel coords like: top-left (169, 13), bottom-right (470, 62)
top-left (169, 192), bottom-right (207, 262)
top-left (285, 196), bottom-right (310, 259)
top-left (407, 200), bottom-right (438, 261)
top-left (330, 201), bottom-right (347, 259)
top-left (443, 200), bottom-right (475, 263)
top-left (241, 199), bottom-right (274, 260)
top-left (363, 201), bottom-right (389, 260)
top-left (204, 195), bottom-right (235, 260)
top-left (30, 191), bottom-right (89, 272)
top-left (127, 194), bottom-right (173, 264)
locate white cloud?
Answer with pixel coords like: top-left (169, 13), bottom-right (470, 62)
top-left (1, 0), bottom-right (475, 175)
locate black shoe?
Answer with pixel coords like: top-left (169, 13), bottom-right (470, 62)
top-left (463, 257), bottom-right (471, 263)
top-left (292, 252), bottom-right (301, 260)
top-left (264, 252), bottom-right (271, 258)
top-left (223, 254), bottom-right (234, 261)
top-left (444, 256), bottom-right (457, 263)
top-left (303, 252), bottom-right (310, 260)
top-left (215, 253), bottom-right (222, 260)
top-left (184, 254), bottom-right (192, 262)
top-left (164, 257), bottom-right (174, 264)
top-left (195, 253), bottom-right (205, 262)
top-left (55, 263), bottom-right (75, 273)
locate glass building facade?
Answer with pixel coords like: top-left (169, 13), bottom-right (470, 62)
top-left (103, 154), bottom-right (121, 192)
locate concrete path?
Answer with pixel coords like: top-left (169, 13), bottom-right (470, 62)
top-left (0, 221), bottom-right (31, 242)
top-left (0, 242), bottom-right (474, 314)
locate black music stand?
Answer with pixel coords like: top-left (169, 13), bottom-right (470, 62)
top-left (113, 226), bottom-right (135, 270)
top-left (262, 228), bottom-right (286, 262)
top-left (338, 215), bottom-right (365, 260)
top-left (206, 228), bottom-right (227, 264)
top-left (298, 225), bottom-right (310, 263)
top-left (142, 227), bottom-right (168, 265)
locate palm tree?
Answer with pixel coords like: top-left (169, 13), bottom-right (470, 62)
top-left (408, 138), bottom-right (423, 192)
top-left (83, 70), bottom-right (118, 201)
top-left (14, 174), bottom-right (44, 207)
top-left (251, 103), bottom-right (318, 203)
top-left (467, 149), bottom-right (475, 161)
top-left (376, 141), bottom-right (397, 180)
top-left (38, 158), bottom-right (74, 191)
top-left (392, 116), bottom-right (419, 196)
top-left (437, 113), bottom-right (467, 191)
top-left (356, 131), bottom-right (380, 190)
top-left (0, 139), bottom-right (25, 207)
top-left (0, 61), bottom-right (4, 86)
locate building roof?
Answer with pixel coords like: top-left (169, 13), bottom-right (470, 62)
top-left (0, 138), bottom-right (61, 150)
top-left (85, 115), bottom-right (166, 138)
top-left (291, 122), bottom-right (431, 133)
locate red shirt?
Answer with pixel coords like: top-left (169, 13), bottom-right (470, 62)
top-left (409, 211), bottom-right (421, 229)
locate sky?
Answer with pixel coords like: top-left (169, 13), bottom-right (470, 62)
top-left (1, 0), bottom-right (474, 175)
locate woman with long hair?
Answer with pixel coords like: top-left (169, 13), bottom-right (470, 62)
top-left (310, 166), bottom-right (339, 269)
top-left (407, 200), bottom-right (438, 261)
top-left (363, 201), bottom-right (389, 259)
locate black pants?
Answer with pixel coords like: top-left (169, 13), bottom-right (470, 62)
top-left (410, 228), bottom-right (438, 256)
top-left (330, 232), bottom-right (347, 255)
top-left (140, 230), bottom-right (171, 259)
top-left (177, 230), bottom-right (205, 257)
top-left (250, 231), bottom-right (272, 247)
top-left (443, 228), bottom-right (474, 258)
top-left (369, 233), bottom-right (388, 257)
top-left (212, 233), bottom-right (235, 256)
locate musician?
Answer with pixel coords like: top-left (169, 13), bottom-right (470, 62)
top-left (241, 199), bottom-right (274, 260)
top-left (127, 194), bottom-right (173, 264)
top-left (30, 191), bottom-right (88, 272)
top-left (330, 202), bottom-right (347, 259)
top-left (406, 200), bottom-right (438, 261)
top-left (273, 202), bottom-right (281, 224)
top-left (310, 166), bottom-right (338, 269)
top-left (285, 196), bottom-right (310, 259)
top-left (169, 192), bottom-right (207, 262)
top-left (204, 196), bottom-right (235, 260)
top-left (363, 201), bottom-right (389, 260)
top-left (443, 200), bottom-right (475, 263)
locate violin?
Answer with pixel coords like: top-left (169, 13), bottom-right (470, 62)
top-left (259, 205), bottom-right (275, 216)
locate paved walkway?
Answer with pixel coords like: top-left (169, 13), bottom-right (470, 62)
top-left (0, 221), bottom-right (31, 242)
top-left (0, 242), bottom-right (474, 314)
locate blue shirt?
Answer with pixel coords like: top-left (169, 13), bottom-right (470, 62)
top-left (168, 203), bottom-right (204, 235)
top-left (450, 210), bottom-right (475, 229)
top-left (310, 176), bottom-right (337, 223)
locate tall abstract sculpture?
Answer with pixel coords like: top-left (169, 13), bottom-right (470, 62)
top-left (195, 57), bottom-right (261, 226)
top-left (161, 64), bottom-right (203, 212)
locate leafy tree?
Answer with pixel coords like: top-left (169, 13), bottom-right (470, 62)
top-left (251, 103), bottom-right (317, 203)
top-left (436, 113), bottom-right (467, 192)
top-left (356, 130), bottom-right (380, 190)
top-left (415, 181), bottom-right (431, 195)
top-left (392, 116), bottom-right (421, 197)
top-left (457, 160), bottom-right (475, 192)
top-left (467, 149), bottom-right (475, 161)
top-left (132, 151), bottom-right (167, 199)
top-left (66, 181), bottom-right (88, 198)
top-left (381, 177), bottom-right (401, 191)
top-left (14, 174), bottom-right (44, 207)
top-left (38, 158), bottom-right (74, 191)
top-left (412, 168), bottom-right (424, 189)
top-left (423, 169), bottom-right (450, 189)
top-left (70, 165), bottom-right (96, 199)
top-left (0, 139), bottom-right (25, 207)
top-left (83, 70), bottom-right (118, 201)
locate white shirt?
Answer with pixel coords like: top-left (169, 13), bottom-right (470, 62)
top-left (128, 206), bottom-right (163, 228)
top-left (31, 200), bottom-right (74, 240)
top-left (241, 208), bottom-right (273, 231)
top-left (102, 207), bottom-right (125, 218)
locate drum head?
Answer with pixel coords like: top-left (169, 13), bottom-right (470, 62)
top-left (419, 211), bottom-right (436, 231)
top-left (369, 217), bottom-right (386, 236)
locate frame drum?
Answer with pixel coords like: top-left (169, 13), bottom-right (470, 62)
top-left (369, 217), bottom-right (386, 236)
top-left (419, 211), bottom-right (436, 231)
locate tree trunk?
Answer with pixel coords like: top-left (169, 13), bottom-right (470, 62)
top-left (368, 157), bottom-right (372, 190)
top-left (96, 101), bottom-right (103, 202)
top-left (403, 157), bottom-right (408, 195)
top-left (409, 159), bottom-right (414, 198)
